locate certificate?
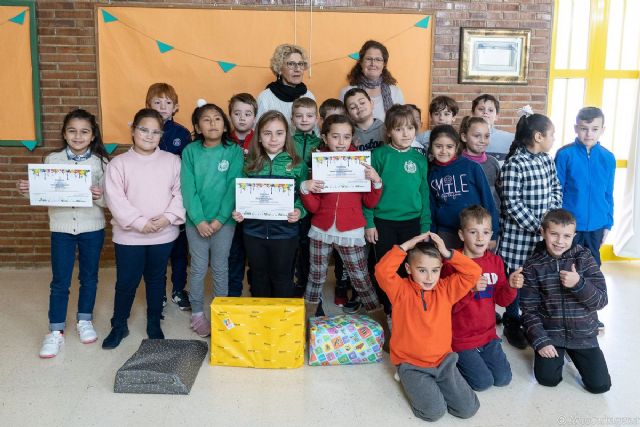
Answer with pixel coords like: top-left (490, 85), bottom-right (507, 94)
top-left (312, 151), bottom-right (371, 193)
top-left (28, 164), bottom-right (93, 207)
top-left (235, 178), bottom-right (295, 220)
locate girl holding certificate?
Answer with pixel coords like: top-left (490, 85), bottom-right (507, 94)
top-left (17, 109), bottom-right (110, 359)
top-left (232, 110), bottom-right (308, 298)
top-left (300, 114), bottom-right (391, 349)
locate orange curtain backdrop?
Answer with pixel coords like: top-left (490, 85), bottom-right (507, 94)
top-left (0, 6), bottom-right (35, 141)
top-left (97, 7), bottom-right (433, 145)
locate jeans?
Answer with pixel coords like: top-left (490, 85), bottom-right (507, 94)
top-left (574, 229), bottom-right (605, 266)
top-left (456, 338), bottom-right (512, 391)
top-left (111, 242), bottom-right (173, 327)
top-left (168, 226), bottom-right (188, 294)
top-left (244, 234), bottom-right (298, 298)
top-left (186, 225), bottom-right (235, 313)
top-left (48, 230), bottom-right (104, 331)
top-left (227, 223), bottom-right (246, 297)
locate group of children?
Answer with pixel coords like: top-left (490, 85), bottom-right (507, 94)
top-left (19, 81), bottom-right (614, 422)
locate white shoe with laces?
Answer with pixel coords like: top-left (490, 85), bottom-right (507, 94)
top-left (39, 331), bottom-right (64, 358)
top-left (77, 320), bottom-right (98, 344)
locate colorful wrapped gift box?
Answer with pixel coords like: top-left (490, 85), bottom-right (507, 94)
top-left (309, 315), bottom-right (384, 366)
top-left (210, 297), bottom-right (304, 369)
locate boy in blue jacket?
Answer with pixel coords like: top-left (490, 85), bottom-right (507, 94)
top-left (519, 209), bottom-right (610, 394)
top-left (554, 107), bottom-right (615, 266)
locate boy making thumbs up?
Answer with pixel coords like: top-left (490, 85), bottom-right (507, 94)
top-left (520, 209), bottom-right (611, 394)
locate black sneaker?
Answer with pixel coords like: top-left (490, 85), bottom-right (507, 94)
top-left (162, 296), bottom-right (167, 308)
top-left (316, 300), bottom-right (325, 317)
top-left (172, 290), bottom-right (192, 311)
top-left (597, 321), bottom-right (605, 331)
top-left (503, 317), bottom-right (527, 349)
top-left (495, 311), bottom-right (502, 325)
top-left (342, 294), bottom-right (362, 314)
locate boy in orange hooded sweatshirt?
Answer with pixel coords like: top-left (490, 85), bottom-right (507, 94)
top-left (375, 232), bottom-right (482, 422)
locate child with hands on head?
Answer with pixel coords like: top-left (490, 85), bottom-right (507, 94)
top-left (232, 110), bottom-right (308, 298)
top-left (375, 231), bottom-right (481, 422)
top-left (519, 209), bottom-right (610, 394)
top-left (102, 108), bottom-right (185, 350)
top-left (181, 101), bottom-right (244, 337)
top-left (300, 114), bottom-right (390, 347)
top-left (444, 205), bottom-right (522, 391)
top-left (18, 109), bottom-right (109, 359)
top-left (428, 125), bottom-right (499, 250)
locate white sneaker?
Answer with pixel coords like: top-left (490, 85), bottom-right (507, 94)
top-left (77, 320), bottom-right (98, 344)
top-left (394, 369), bottom-right (400, 382)
top-left (39, 331), bottom-right (64, 358)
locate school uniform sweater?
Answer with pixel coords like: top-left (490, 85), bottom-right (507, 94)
top-left (555, 139), bottom-right (615, 231)
top-left (293, 130), bottom-right (321, 167)
top-left (428, 156), bottom-right (499, 239)
top-left (159, 119), bottom-right (191, 157)
top-left (446, 250), bottom-right (517, 352)
top-left (44, 150), bottom-right (107, 235)
top-left (180, 140), bottom-right (244, 227)
top-left (353, 118), bottom-right (386, 152)
top-left (364, 144), bottom-right (431, 232)
top-left (520, 241), bottom-right (607, 351)
top-left (105, 147), bottom-right (185, 245)
top-left (242, 152), bottom-right (308, 240)
top-left (375, 246), bottom-right (482, 367)
top-left (497, 147), bottom-right (563, 270)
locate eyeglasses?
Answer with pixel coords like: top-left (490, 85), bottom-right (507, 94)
top-left (285, 61), bottom-right (308, 70)
top-left (136, 126), bottom-right (164, 138)
top-left (363, 57), bottom-right (385, 64)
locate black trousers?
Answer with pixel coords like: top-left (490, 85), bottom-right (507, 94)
top-left (294, 215), bottom-right (312, 289)
top-left (244, 234), bottom-right (298, 298)
top-left (534, 346), bottom-right (611, 394)
top-left (372, 217), bottom-right (421, 313)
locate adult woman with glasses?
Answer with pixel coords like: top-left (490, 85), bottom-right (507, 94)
top-left (339, 40), bottom-right (405, 121)
top-left (256, 44), bottom-right (315, 124)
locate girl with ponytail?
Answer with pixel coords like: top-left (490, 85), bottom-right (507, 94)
top-left (496, 107), bottom-right (563, 350)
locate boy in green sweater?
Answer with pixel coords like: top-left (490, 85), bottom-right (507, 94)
top-left (364, 104), bottom-right (431, 314)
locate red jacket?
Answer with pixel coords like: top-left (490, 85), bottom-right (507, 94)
top-left (444, 250), bottom-right (517, 352)
top-left (301, 146), bottom-right (382, 232)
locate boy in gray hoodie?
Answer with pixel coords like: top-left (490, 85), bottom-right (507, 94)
top-left (344, 88), bottom-right (386, 151)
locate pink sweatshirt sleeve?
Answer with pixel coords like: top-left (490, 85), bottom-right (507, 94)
top-left (104, 159), bottom-right (149, 232)
top-left (163, 156), bottom-right (185, 225)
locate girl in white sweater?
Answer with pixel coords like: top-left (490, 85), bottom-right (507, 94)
top-left (17, 109), bottom-right (110, 359)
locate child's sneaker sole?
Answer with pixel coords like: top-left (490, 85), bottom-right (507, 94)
top-left (80, 336), bottom-right (98, 344)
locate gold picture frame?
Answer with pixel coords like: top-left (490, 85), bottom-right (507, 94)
top-left (459, 28), bottom-right (531, 85)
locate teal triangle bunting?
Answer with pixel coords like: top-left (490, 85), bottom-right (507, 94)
top-left (217, 61), bottom-right (236, 73)
top-left (9, 10), bottom-right (26, 25)
top-left (415, 16), bottom-right (430, 29)
top-left (348, 52), bottom-right (360, 61)
top-left (156, 40), bottom-right (174, 53)
top-left (21, 140), bottom-right (37, 151)
top-left (101, 9), bottom-right (118, 24)
top-left (104, 144), bottom-right (118, 154)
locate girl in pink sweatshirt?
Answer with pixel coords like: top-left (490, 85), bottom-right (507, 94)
top-left (103, 108), bottom-right (185, 349)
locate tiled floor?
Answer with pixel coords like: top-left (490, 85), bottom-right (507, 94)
top-left (1, 262), bottom-right (639, 427)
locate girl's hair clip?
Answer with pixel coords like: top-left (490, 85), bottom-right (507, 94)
top-left (196, 98), bottom-right (207, 108)
top-left (517, 105), bottom-right (534, 118)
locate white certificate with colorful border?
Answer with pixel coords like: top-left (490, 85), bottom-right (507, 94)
top-left (28, 164), bottom-right (92, 207)
top-left (312, 151), bottom-right (371, 193)
top-left (235, 178), bottom-right (295, 220)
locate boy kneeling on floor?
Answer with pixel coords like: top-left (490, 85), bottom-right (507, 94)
top-left (375, 232), bottom-right (482, 422)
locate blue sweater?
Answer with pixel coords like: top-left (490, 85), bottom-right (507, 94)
top-left (428, 156), bottom-right (499, 239)
top-left (555, 138), bottom-right (615, 231)
top-left (159, 119), bottom-right (192, 157)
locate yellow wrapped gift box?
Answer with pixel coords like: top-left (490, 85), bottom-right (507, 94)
top-left (210, 297), bottom-right (305, 369)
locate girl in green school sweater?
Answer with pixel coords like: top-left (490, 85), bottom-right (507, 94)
top-left (364, 104), bottom-right (431, 313)
top-left (181, 102), bottom-right (244, 337)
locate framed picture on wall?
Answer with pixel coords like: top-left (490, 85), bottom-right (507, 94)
top-left (459, 28), bottom-right (531, 85)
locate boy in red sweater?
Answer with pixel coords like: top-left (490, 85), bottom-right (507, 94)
top-left (446, 205), bottom-right (522, 391)
top-left (375, 232), bottom-right (481, 422)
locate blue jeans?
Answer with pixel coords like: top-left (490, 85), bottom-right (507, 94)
top-left (574, 229), bottom-right (605, 266)
top-left (456, 338), bottom-right (512, 391)
top-left (168, 226), bottom-right (188, 293)
top-left (111, 242), bottom-right (173, 327)
top-left (227, 223), bottom-right (245, 297)
top-left (49, 230), bottom-right (104, 331)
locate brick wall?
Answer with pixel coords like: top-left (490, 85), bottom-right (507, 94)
top-left (0, 0), bottom-right (553, 268)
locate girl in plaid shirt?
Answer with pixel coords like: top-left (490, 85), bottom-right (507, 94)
top-left (497, 112), bottom-right (562, 349)
top-left (300, 114), bottom-right (391, 350)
